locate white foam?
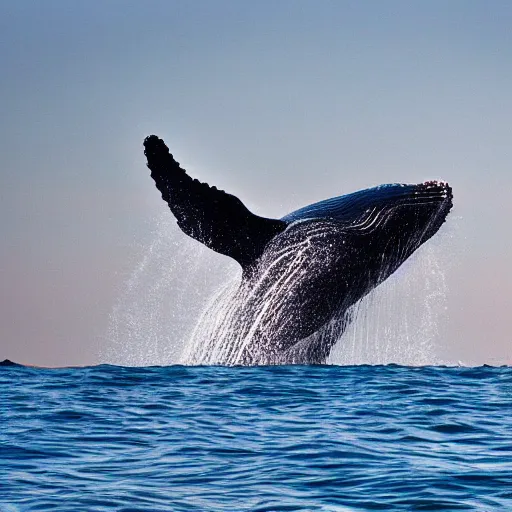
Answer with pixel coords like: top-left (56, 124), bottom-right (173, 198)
top-left (104, 215), bottom-right (456, 367)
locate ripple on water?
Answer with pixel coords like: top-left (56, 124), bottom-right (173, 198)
top-left (1, 364), bottom-right (511, 511)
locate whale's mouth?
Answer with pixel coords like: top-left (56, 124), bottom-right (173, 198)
top-left (386, 181), bottom-right (453, 224)
top-left (414, 180), bottom-right (453, 206)
top-left (403, 180), bottom-right (453, 220)
top-left (371, 180), bottom-right (453, 238)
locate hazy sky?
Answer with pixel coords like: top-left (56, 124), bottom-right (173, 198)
top-left (1, 1), bottom-right (511, 366)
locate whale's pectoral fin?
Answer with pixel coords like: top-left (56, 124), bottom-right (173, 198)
top-left (143, 135), bottom-right (286, 269)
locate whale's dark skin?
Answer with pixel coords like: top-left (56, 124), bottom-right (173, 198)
top-left (143, 135), bottom-right (453, 364)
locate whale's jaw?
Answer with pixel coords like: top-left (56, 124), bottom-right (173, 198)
top-left (282, 180), bottom-right (453, 295)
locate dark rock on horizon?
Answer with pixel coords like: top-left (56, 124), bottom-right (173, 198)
top-left (0, 359), bottom-right (21, 367)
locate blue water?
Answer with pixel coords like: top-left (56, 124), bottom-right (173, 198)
top-left (1, 364), bottom-right (511, 511)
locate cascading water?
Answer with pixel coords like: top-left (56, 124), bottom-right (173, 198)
top-left (103, 214), bottom-right (238, 366)
top-left (105, 214), bottom-right (455, 367)
top-left (185, 230), bottom-right (450, 366)
top-left (327, 240), bottom-right (448, 366)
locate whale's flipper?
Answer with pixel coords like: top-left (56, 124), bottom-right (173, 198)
top-left (144, 135), bottom-right (286, 269)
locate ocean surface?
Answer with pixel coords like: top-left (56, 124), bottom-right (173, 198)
top-left (1, 363), bottom-right (511, 511)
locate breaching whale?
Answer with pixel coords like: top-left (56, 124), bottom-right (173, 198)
top-left (143, 135), bottom-right (453, 365)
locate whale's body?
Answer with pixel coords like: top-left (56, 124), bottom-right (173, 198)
top-left (143, 136), bottom-right (453, 364)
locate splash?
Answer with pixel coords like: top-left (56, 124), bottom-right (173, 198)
top-left (105, 216), bottom-right (454, 367)
top-left (184, 220), bottom-right (355, 365)
top-left (328, 241), bottom-right (448, 366)
top-left (103, 214), bottom-right (236, 366)
top-left (183, 238), bottom-right (449, 366)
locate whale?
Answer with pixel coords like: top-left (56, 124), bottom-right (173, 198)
top-left (143, 135), bottom-right (453, 365)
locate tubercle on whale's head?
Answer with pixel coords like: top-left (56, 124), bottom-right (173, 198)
top-left (419, 180), bottom-right (453, 208)
top-left (412, 179), bottom-right (453, 226)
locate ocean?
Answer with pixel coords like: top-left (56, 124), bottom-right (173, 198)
top-left (1, 363), bottom-right (511, 511)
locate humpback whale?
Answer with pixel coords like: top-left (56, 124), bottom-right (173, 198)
top-left (143, 135), bottom-right (453, 365)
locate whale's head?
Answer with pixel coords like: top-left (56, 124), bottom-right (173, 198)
top-left (282, 180), bottom-right (453, 293)
top-left (350, 180), bottom-right (453, 252)
top-left (339, 180), bottom-right (454, 290)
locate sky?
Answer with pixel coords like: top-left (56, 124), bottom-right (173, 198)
top-left (1, 0), bottom-right (511, 366)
